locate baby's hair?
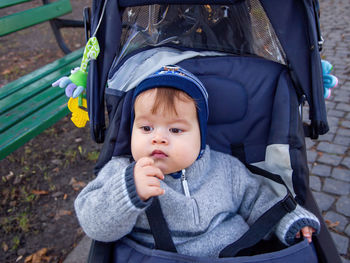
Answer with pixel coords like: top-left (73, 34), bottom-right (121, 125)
top-left (137, 87), bottom-right (197, 116)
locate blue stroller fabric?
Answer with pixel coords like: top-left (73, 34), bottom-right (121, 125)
top-left (112, 238), bottom-right (318, 263)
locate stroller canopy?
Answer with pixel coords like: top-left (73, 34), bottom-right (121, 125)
top-left (88, 0), bottom-right (328, 143)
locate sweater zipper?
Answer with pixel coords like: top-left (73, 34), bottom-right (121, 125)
top-left (181, 169), bottom-right (200, 225)
top-left (181, 169), bottom-right (191, 197)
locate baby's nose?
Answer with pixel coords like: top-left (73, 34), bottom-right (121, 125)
top-left (152, 131), bottom-right (168, 144)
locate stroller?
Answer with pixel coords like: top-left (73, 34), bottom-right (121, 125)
top-left (78, 0), bottom-right (341, 262)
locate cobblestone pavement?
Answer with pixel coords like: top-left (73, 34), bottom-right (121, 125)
top-left (307, 0), bottom-right (350, 261)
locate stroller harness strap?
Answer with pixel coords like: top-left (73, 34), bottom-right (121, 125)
top-left (219, 165), bottom-right (297, 257)
top-left (146, 197), bottom-right (177, 253)
top-left (146, 165), bottom-right (297, 257)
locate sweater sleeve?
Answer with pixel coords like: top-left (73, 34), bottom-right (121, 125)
top-left (232, 158), bottom-right (320, 246)
top-left (74, 157), bottom-right (152, 242)
top-left (233, 159), bottom-right (281, 226)
top-left (275, 204), bottom-right (320, 245)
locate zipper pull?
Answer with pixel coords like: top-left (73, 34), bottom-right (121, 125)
top-left (181, 169), bottom-right (200, 225)
top-left (181, 169), bottom-right (191, 197)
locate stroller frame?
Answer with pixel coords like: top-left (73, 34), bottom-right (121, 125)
top-left (84, 0), bottom-right (341, 262)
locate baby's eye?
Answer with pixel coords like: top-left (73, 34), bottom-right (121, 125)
top-left (169, 128), bottom-right (183, 134)
top-left (141, 126), bottom-right (153, 132)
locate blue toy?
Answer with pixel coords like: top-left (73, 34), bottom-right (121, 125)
top-left (321, 60), bottom-right (338, 99)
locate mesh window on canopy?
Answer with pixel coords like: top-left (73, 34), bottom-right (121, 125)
top-left (117, 0), bottom-right (286, 65)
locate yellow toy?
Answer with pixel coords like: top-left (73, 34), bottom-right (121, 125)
top-left (52, 37), bottom-right (100, 127)
top-left (68, 97), bottom-right (89, 128)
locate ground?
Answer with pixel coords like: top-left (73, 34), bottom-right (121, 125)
top-left (0, 1), bottom-right (98, 262)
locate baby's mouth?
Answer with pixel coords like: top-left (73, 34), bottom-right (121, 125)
top-left (151, 150), bottom-right (168, 159)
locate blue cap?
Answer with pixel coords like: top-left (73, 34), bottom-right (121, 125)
top-left (132, 65), bottom-right (209, 159)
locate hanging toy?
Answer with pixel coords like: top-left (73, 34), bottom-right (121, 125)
top-left (52, 37), bottom-right (100, 127)
top-left (321, 60), bottom-right (338, 99)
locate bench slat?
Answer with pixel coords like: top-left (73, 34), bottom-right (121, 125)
top-left (0, 0), bottom-right (31, 9)
top-left (0, 48), bottom-right (83, 100)
top-left (0, 0), bottom-right (72, 36)
top-left (0, 58), bottom-right (82, 115)
top-left (0, 85), bottom-right (66, 133)
top-left (0, 0), bottom-right (84, 160)
top-left (0, 95), bottom-right (70, 159)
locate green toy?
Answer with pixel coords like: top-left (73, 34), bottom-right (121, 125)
top-left (52, 36), bottom-right (100, 127)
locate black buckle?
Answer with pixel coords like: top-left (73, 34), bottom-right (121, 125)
top-left (282, 193), bottom-right (297, 213)
top-left (303, 123), bottom-right (319, 140)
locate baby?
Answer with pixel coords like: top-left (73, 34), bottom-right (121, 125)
top-left (75, 65), bottom-right (319, 258)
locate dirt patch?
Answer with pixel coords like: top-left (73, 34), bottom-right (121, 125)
top-left (0, 120), bottom-right (101, 263)
top-left (0, 1), bottom-right (99, 262)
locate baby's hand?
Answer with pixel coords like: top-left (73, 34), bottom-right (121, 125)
top-left (296, 226), bottom-right (316, 243)
top-left (134, 157), bottom-right (165, 201)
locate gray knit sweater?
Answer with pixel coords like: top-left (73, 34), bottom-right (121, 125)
top-left (75, 146), bottom-right (319, 258)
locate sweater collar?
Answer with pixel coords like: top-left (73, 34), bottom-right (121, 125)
top-left (186, 145), bottom-right (211, 181)
top-left (166, 145), bottom-right (211, 180)
top-left (168, 170), bottom-right (182, 179)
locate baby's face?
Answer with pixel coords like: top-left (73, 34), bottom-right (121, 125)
top-left (131, 89), bottom-right (201, 174)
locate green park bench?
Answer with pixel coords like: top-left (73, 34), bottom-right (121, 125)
top-left (0, 0), bottom-right (86, 159)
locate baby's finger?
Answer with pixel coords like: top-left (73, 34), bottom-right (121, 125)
top-left (143, 166), bottom-right (164, 180)
top-left (147, 186), bottom-right (165, 198)
top-left (151, 167), bottom-right (164, 180)
top-left (147, 176), bottom-right (161, 187)
top-left (137, 157), bottom-right (155, 168)
top-left (301, 227), bottom-right (312, 243)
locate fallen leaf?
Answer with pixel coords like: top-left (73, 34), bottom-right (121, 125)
top-left (1, 69), bottom-right (12, 75)
top-left (69, 177), bottom-right (86, 191)
top-left (63, 194), bottom-right (68, 200)
top-left (31, 190), bottom-right (49, 195)
top-left (325, 219), bottom-right (340, 228)
top-left (16, 255), bottom-right (23, 262)
top-left (32, 248), bottom-right (48, 263)
top-left (24, 254), bottom-right (32, 263)
top-left (2, 241), bottom-right (8, 252)
top-left (59, 210), bottom-right (72, 216)
top-left (52, 167), bottom-right (60, 173)
top-left (25, 248), bottom-right (51, 263)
